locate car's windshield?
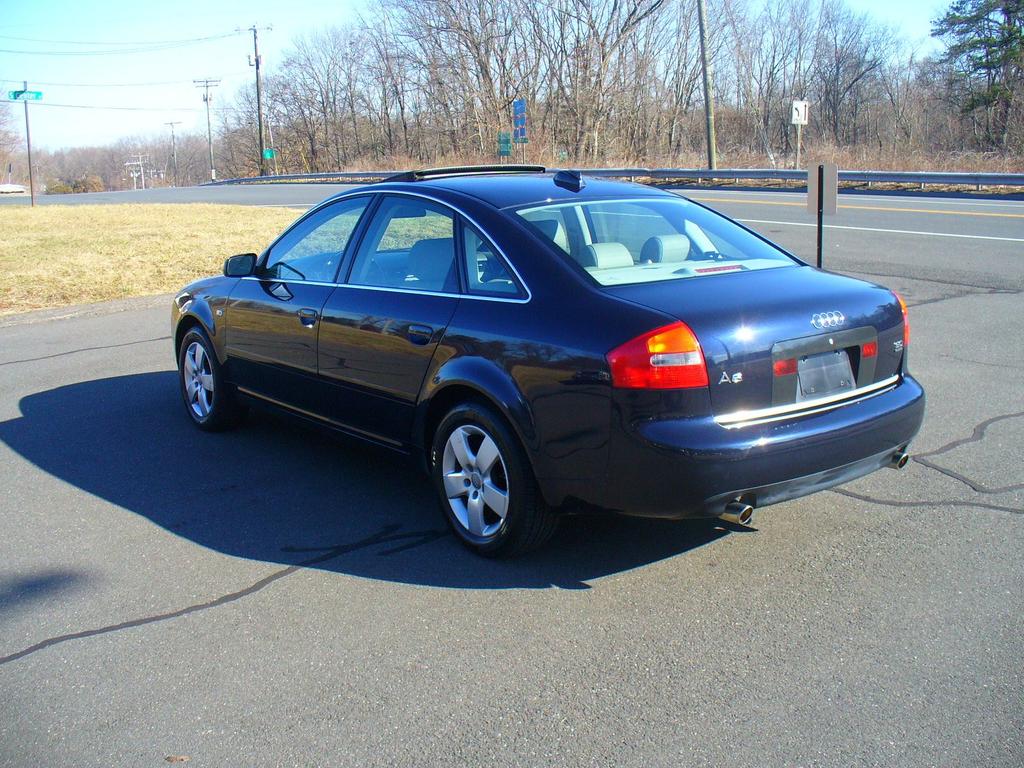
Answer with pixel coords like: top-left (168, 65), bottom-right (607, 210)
top-left (516, 197), bottom-right (797, 286)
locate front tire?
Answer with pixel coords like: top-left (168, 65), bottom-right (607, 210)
top-left (177, 327), bottom-right (245, 431)
top-left (431, 402), bottom-right (557, 557)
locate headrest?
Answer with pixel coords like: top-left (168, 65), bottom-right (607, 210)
top-left (584, 242), bottom-right (634, 269)
top-left (641, 234), bottom-right (690, 263)
top-left (534, 218), bottom-right (569, 253)
top-left (408, 238), bottom-right (455, 291)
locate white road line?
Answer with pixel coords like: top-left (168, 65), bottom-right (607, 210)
top-left (738, 218), bottom-right (1024, 243)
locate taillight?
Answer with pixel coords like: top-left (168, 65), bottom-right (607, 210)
top-left (861, 341), bottom-right (878, 358)
top-left (607, 321), bottom-right (708, 389)
top-left (894, 292), bottom-right (910, 348)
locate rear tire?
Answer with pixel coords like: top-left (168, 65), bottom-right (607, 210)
top-left (431, 402), bottom-right (558, 557)
top-left (177, 327), bottom-right (246, 431)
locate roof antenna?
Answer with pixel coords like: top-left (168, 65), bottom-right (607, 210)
top-left (553, 169), bottom-right (585, 192)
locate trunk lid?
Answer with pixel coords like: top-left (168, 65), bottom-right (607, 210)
top-left (607, 266), bottom-right (905, 415)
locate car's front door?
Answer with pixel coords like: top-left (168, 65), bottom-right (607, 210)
top-left (317, 195), bottom-right (461, 444)
top-left (225, 195), bottom-right (371, 410)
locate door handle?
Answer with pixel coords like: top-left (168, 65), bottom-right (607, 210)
top-left (406, 324), bottom-right (434, 345)
top-left (297, 308), bottom-right (319, 327)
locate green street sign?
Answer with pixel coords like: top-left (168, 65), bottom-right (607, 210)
top-left (8, 90), bottom-right (43, 101)
top-left (262, 148), bottom-right (277, 159)
top-left (497, 131), bottom-right (512, 157)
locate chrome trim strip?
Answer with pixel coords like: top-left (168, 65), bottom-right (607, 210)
top-left (235, 386), bottom-right (403, 448)
top-left (260, 188), bottom-right (532, 304)
top-left (714, 375), bottom-right (901, 429)
top-left (239, 275), bottom-right (529, 304)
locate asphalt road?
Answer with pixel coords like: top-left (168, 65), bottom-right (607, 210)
top-left (0, 185), bottom-right (1021, 767)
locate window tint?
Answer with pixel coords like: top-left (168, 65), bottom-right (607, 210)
top-left (462, 224), bottom-right (521, 297)
top-left (263, 196), bottom-right (369, 282)
top-left (517, 198), bottom-right (795, 286)
top-left (518, 207), bottom-right (572, 254)
top-left (349, 197), bottom-right (457, 293)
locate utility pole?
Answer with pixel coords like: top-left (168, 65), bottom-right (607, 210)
top-left (22, 81), bottom-right (36, 206)
top-left (194, 79), bottom-right (221, 181)
top-left (246, 24), bottom-right (272, 176)
top-left (695, 0), bottom-right (718, 170)
top-left (125, 155), bottom-right (150, 189)
top-left (165, 121), bottom-right (182, 186)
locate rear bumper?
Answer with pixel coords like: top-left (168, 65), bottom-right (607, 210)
top-left (600, 374), bottom-right (925, 518)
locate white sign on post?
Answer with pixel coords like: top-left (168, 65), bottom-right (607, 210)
top-left (791, 100), bottom-right (809, 126)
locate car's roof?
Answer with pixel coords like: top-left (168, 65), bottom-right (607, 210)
top-left (366, 172), bottom-right (672, 210)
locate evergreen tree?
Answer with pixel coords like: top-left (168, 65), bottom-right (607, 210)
top-left (933, 0), bottom-right (1024, 148)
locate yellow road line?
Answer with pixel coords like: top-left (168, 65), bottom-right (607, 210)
top-left (689, 196), bottom-right (1024, 219)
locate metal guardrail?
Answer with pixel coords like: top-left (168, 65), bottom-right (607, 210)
top-left (205, 168), bottom-right (1024, 188)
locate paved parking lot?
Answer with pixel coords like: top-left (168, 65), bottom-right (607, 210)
top-left (0, 191), bottom-right (1021, 766)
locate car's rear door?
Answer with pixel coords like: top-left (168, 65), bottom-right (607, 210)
top-left (225, 195), bottom-right (371, 411)
top-left (317, 195), bottom-right (461, 445)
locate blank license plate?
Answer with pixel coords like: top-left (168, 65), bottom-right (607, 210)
top-left (796, 350), bottom-right (855, 401)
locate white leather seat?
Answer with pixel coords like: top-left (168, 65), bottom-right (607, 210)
top-left (584, 242), bottom-right (634, 269)
top-left (640, 234), bottom-right (690, 263)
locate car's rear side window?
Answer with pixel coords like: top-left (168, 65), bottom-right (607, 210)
top-left (462, 223), bottom-right (522, 297)
top-left (517, 197), bottom-right (796, 286)
top-left (348, 197), bottom-right (458, 293)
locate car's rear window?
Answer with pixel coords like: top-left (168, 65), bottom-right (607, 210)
top-left (516, 197), bottom-right (797, 286)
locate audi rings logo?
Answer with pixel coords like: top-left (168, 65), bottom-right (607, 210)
top-left (811, 311), bottom-right (845, 329)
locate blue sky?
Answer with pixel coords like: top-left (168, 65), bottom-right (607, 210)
top-left (2, 0), bottom-right (946, 151)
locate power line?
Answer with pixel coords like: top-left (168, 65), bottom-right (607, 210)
top-left (0, 32), bottom-right (238, 46)
top-left (0, 32), bottom-right (239, 56)
top-left (0, 75), bottom-right (248, 88)
top-left (1, 100), bottom-right (199, 112)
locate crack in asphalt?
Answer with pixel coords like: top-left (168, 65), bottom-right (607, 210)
top-left (905, 289), bottom-right (1017, 308)
top-left (0, 336), bottom-right (171, 367)
top-left (832, 488), bottom-right (1022, 515)
top-left (836, 410), bottom-right (1024, 512)
top-left (914, 457), bottom-right (1024, 495)
top-left (910, 410), bottom-right (1024, 495)
top-left (0, 524), bottom-right (449, 666)
top-left (843, 268), bottom-right (1020, 293)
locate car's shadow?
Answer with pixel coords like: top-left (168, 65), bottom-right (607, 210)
top-left (0, 372), bottom-right (742, 589)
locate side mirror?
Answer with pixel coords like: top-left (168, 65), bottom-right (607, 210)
top-left (224, 253), bottom-right (257, 277)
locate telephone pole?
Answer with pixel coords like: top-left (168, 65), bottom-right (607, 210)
top-left (165, 121), bottom-right (182, 186)
top-left (124, 154), bottom-right (150, 190)
top-left (194, 79), bottom-right (221, 181)
top-left (696, 0), bottom-right (718, 170)
top-left (246, 24), bottom-right (272, 176)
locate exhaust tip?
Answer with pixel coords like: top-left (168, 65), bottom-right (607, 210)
top-left (890, 451), bottom-right (910, 470)
top-left (719, 501), bottom-right (755, 527)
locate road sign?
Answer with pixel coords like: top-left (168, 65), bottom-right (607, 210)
top-left (808, 162), bottom-right (838, 268)
top-left (807, 162), bottom-right (837, 216)
top-left (7, 90), bottom-right (43, 101)
top-left (498, 131), bottom-right (512, 157)
top-left (262, 148), bottom-right (277, 159)
top-left (791, 99), bottom-right (809, 125)
top-left (512, 98), bottom-right (527, 143)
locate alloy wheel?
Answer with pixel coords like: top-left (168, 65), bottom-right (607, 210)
top-left (441, 424), bottom-right (510, 539)
top-left (183, 340), bottom-right (214, 419)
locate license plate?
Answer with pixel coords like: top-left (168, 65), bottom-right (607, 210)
top-left (796, 350), bottom-right (855, 402)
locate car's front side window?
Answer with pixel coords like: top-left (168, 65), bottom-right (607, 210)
top-left (348, 197), bottom-right (458, 293)
top-left (262, 196), bottom-right (370, 282)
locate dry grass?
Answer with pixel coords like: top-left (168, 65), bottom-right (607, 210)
top-left (0, 204), bottom-right (300, 316)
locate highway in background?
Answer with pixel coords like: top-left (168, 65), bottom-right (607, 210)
top-left (5, 181), bottom-right (1020, 294)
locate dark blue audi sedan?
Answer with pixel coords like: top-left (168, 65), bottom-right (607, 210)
top-left (172, 166), bottom-right (924, 556)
